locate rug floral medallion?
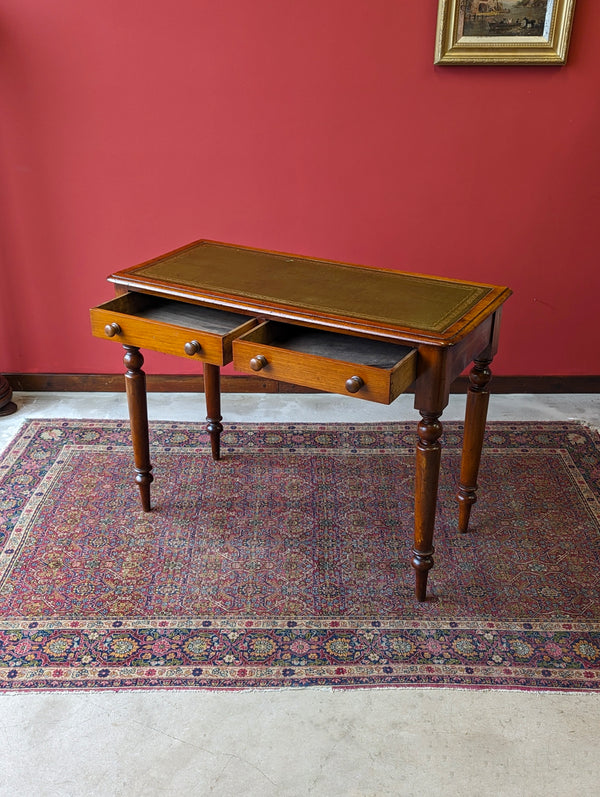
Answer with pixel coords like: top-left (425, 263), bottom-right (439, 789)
top-left (0, 419), bottom-right (598, 692)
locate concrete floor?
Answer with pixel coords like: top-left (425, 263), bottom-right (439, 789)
top-left (1, 391), bottom-right (599, 796)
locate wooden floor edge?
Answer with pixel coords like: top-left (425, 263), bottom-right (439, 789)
top-left (6, 373), bottom-right (600, 394)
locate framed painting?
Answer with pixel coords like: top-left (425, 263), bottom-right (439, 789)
top-left (434, 0), bottom-right (577, 65)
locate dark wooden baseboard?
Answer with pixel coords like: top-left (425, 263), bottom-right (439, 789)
top-left (6, 373), bottom-right (600, 394)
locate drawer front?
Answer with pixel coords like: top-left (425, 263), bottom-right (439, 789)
top-left (90, 294), bottom-right (257, 365)
top-left (233, 322), bottom-right (417, 404)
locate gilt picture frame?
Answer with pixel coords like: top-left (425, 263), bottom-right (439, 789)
top-left (435, 0), bottom-right (576, 65)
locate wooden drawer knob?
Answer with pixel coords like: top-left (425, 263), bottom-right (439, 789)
top-left (104, 322), bottom-right (121, 337)
top-left (184, 340), bottom-right (202, 356)
top-left (250, 354), bottom-right (268, 371)
top-left (345, 375), bottom-right (364, 394)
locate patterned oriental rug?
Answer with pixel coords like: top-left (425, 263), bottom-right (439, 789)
top-left (0, 419), bottom-right (599, 693)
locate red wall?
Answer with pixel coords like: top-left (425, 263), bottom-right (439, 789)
top-left (1, 0), bottom-right (598, 377)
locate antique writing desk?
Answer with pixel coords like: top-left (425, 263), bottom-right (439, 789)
top-left (90, 240), bottom-right (511, 601)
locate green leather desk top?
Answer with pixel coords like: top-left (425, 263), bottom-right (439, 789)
top-left (109, 240), bottom-right (511, 344)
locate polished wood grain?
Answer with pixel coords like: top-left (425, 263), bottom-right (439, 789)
top-left (413, 412), bottom-right (443, 601)
top-left (90, 293), bottom-right (256, 366)
top-left (93, 293), bottom-right (255, 509)
top-left (123, 346), bottom-right (153, 512)
top-left (233, 321), bottom-right (417, 404)
top-left (91, 240), bottom-right (512, 601)
top-left (203, 363), bottom-right (223, 461)
top-left (458, 358), bottom-right (493, 533)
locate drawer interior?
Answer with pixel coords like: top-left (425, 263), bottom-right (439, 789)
top-left (248, 322), bottom-right (414, 368)
top-left (103, 293), bottom-right (252, 334)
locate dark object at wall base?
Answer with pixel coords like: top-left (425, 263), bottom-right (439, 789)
top-left (0, 374), bottom-right (17, 415)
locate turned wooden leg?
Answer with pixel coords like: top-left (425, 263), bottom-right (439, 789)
top-left (123, 346), bottom-right (153, 511)
top-left (457, 357), bottom-right (492, 533)
top-left (412, 412), bottom-right (443, 602)
top-left (204, 363), bottom-right (223, 461)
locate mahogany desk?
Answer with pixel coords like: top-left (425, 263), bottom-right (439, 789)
top-left (90, 240), bottom-right (511, 601)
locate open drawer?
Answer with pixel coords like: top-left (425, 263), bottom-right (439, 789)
top-left (233, 321), bottom-right (417, 404)
top-left (90, 293), bottom-right (257, 365)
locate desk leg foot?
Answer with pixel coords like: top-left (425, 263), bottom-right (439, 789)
top-left (204, 363), bottom-right (223, 461)
top-left (412, 412), bottom-right (443, 602)
top-left (124, 346), bottom-right (153, 512)
top-left (457, 358), bottom-right (492, 533)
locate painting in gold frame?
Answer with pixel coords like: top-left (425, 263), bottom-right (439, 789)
top-left (435, 0), bottom-right (576, 65)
